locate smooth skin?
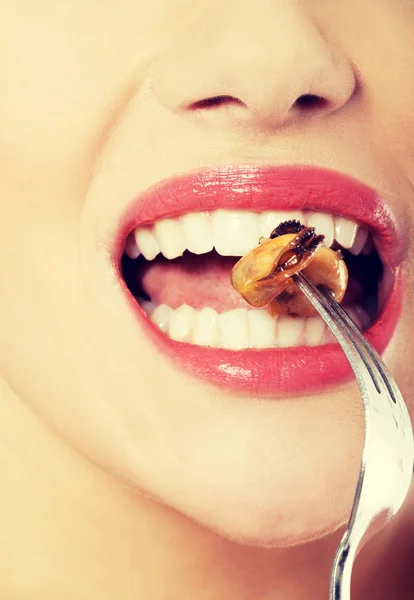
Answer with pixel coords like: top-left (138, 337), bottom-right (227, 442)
top-left (0, 1), bottom-right (414, 598)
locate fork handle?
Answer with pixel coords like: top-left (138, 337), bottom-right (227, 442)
top-left (330, 538), bottom-right (354, 600)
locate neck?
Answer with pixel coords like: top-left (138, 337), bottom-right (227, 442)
top-left (0, 377), bottom-right (412, 600)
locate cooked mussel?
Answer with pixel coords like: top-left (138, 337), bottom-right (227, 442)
top-left (231, 220), bottom-right (348, 317)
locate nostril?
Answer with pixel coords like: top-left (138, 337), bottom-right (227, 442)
top-left (293, 94), bottom-right (328, 111)
top-left (189, 95), bottom-right (245, 110)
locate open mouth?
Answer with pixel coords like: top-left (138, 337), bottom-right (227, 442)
top-left (121, 211), bottom-right (386, 348)
top-left (114, 165), bottom-right (405, 395)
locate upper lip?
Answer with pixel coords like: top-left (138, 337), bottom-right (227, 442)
top-left (114, 164), bottom-right (407, 270)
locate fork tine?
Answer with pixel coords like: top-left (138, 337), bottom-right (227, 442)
top-left (295, 271), bottom-right (396, 402)
top-left (292, 272), bottom-right (382, 391)
top-left (320, 292), bottom-right (397, 404)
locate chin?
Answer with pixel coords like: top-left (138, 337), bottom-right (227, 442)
top-left (164, 468), bottom-right (351, 549)
top-left (133, 389), bottom-right (364, 549)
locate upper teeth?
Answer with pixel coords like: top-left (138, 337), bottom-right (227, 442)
top-left (125, 210), bottom-right (368, 260)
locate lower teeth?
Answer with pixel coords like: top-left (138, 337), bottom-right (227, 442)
top-left (138, 299), bottom-right (370, 350)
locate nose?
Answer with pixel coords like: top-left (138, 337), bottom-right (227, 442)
top-left (150, 0), bottom-right (356, 130)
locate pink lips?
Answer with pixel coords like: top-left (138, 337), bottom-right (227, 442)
top-left (115, 165), bottom-right (406, 397)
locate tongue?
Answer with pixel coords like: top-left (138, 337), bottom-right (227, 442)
top-left (141, 251), bottom-right (249, 311)
top-left (139, 250), bottom-right (361, 313)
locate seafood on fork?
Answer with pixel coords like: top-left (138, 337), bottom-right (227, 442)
top-left (231, 220), bottom-right (349, 317)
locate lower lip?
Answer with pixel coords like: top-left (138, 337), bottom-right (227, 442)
top-left (122, 272), bottom-right (403, 397)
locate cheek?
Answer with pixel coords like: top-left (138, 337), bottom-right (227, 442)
top-left (0, 12), bottom-right (142, 418)
top-left (0, 220), bottom-right (85, 408)
top-left (0, 3), bottom-right (177, 496)
top-left (0, 3), bottom-right (157, 245)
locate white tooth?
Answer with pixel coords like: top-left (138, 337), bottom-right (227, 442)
top-left (276, 315), bottom-right (305, 347)
top-left (306, 212), bottom-right (335, 247)
top-left (335, 216), bottom-right (358, 249)
top-left (344, 306), bottom-right (363, 331)
top-left (125, 233), bottom-right (140, 259)
top-left (134, 227), bottom-right (160, 261)
top-left (218, 308), bottom-right (249, 350)
top-left (304, 315), bottom-right (326, 346)
top-left (168, 304), bottom-right (196, 342)
top-left (153, 218), bottom-right (187, 259)
top-left (192, 307), bottom-right (220, 347)
top-left (324, 328), bottom-right (337, 344)
top-left (138, 299), bottom-right (156, 315)
top-left (349, 227), bottom-right (369, 256)
top-left (247, 309), bottom-right (277, 348)
top-left (258, 210), bottom-right (304, 238)
top-left (212, 210), bottom-right (260, 256)
top-left (150, 304), bottom-right (173, 333)
top-left (180, 212), bottom-right (214, 255)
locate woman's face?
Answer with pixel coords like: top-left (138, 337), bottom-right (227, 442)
top-left (1, 0), bottom-right (414, 546)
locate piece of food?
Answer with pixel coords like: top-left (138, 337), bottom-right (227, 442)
top-left (231, 220), bottom-right (348, 317)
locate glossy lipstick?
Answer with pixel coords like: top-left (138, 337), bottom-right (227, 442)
top-left (114, 165), bottom-right (406, 396)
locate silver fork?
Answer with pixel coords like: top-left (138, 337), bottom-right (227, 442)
top-left (292, 272), bottom-right (414, 600)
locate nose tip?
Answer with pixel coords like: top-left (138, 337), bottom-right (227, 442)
top-left (150, 3), bottom-right (356, 132)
